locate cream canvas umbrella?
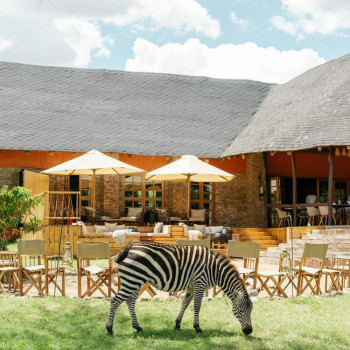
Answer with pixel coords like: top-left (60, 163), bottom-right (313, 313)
top-left (146, 155), bottom-right (234, 220)
top-left (42, 150), bottom-right (145, 217)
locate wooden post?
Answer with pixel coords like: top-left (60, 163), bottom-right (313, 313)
top-left (328, 149), bottom-right (334, 225)
top-left (262, 152), bottom-right (268, 228)
top-left (92, 169), bottom-right (96, 218)
top-left (187, 174), bottom-right (191, 220)
top-left (291, 152), bottom-right (297, 226)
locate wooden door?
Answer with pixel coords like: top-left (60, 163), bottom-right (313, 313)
top-left (23, 170), bottom-right (49, 224)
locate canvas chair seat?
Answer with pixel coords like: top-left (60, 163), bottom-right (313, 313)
top-left (82, 264), bottom-right (106, 275)
top-left (238, 267), bottom-right (255, 275)
top-left (300, 266), bottom-right (321, 275)
top-left (24, 265), bottom-right (45, 272)
top-left (0, 260), bottom-right (14, 267)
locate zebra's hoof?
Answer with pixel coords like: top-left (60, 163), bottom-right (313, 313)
top-left (136, 326), bottom-right (143, 333)
top-left (174, 321), bottom-right (181, 330)
top-left (106, 325), bottom-right (113, 336)
top-left (194, 325), bottom-right (202, 333)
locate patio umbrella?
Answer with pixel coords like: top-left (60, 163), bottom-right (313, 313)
top-left (42, 150), bottom-right (145, 217)
top-left (146, 155), bottom-right (234, 220)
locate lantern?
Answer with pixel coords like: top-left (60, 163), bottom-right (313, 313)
top-left (279, 249), bottom-right (292, 272)
top-left (62, 242), bottom-right (73, 266)
top-left (306, 222), bottom-right (312, 235)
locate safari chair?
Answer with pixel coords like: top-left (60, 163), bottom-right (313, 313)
top-left (0, 252), bottom-right (19, 294)
top-left (213, 241), bottom-right (260, 297)
top-left (76, 242), bottom-right (117, 298)
top-left (294, 243), bottom-right (340, 295)
top-left (324, 256), bottom-right (350, 291)
top-left (18, 239), bottom-right (65, 296)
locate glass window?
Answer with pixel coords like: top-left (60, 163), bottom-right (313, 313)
top-left (190, 182), bottom-right (214, 224)
top-left (124, 176), bottom-right (143, 208)
top-left (144, 180), bottom-right (163, 208)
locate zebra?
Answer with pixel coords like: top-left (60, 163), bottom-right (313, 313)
top-left (106, 241), bottom-right (255, 335)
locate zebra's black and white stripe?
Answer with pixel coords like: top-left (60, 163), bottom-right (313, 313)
top-left (106, 242), bottom-right (253, 335)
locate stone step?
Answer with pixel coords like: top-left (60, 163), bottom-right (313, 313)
top-left (261, 244), bottom-right (279, 250)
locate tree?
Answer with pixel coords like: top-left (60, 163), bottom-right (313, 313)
top-left (0, 186), bottom-right (43, 250)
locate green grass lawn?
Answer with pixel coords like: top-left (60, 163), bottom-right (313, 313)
top-left (1, 294), bottom-right (349, 350)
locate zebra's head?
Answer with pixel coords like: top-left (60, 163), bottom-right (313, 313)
top-left (231, 290), bottom-right (254, 335)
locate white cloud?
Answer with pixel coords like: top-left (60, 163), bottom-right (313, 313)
top-left (0, 0), bottom-right (220, 67)
top-left (271, 16), bottom-right (297, 36)
top-left (54, 18), bottom-right (113, 67)
top-left (0, 36), bottom-right (12, 51)
top-left (126, 38), bottom-right (325, 83)
top-left (273, 0), bottom-right (350, 36)
top-left (230, 11), bottom-right (248, 30)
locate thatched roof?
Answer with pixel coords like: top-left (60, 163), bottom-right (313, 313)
top-left (0, 62), bottom-right (272, 158)
top-left (222, 54), bottom-right (350, 157)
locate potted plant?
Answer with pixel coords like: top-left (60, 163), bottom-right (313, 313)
top-left (0, 186), bottom-right (43, 250)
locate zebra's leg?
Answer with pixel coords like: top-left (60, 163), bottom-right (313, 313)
top-left (126, 294), bottom-right (143, 332)
top-left (192, 283), bottom-right (206, 333)
top-left (175, 289), bottom-right (194, 330)
top-left (106, 288), bottom-right (138, 335)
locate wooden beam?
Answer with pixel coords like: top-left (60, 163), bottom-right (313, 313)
top-left (328, 149), bottom-right (334, 225)
top-left (262, 152), bottom-right (268, 227)
top-left (291, 151), bottom-right (297, 226)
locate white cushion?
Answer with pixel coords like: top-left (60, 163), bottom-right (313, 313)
top-left (94, 225), bottom-right (105, 233)
top-left (188, 230), bottom-right (202, 240)
top-left (163, 225), bottom-right (171, 234)
top-left (190, 209), bottom-right (206, 219)
top-left (127, 207), bottom-right (141, 217)
top-left (210, 226), bottom-right (224, 234)
top-left (154, 222), bottom-right (163, 233)
top-left (194, 224), bottom-right (206, 234)
top-left (105, 223), bottom-right (125, 232)
top-left (85, 225), bottom-right (95, 233)
top-left (205, 227), bottom-right (211, 234)
top-left (75, 221), bottom-right (88, 234)
top-left (112, 229), bottom-right (129, 243)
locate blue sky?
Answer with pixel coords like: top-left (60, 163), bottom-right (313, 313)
top-left (0, 0), bottom-right (349, 83)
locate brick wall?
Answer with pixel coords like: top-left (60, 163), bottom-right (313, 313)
top-left (0, 168), bottom-right (22, 188)
top-left (1, 153), bottom-right (266, 227)
top-left (215, 153), bottom-right (265, 227)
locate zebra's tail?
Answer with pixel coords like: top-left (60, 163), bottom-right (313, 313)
top-left (115, 241), bottom-right (134, 264)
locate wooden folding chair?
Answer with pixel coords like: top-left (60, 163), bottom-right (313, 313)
top-left (43, 255), bottom-right (66, 296)
top-left (324, 256), bottom-right (350, 291)
top-left (77, 242), bottom-right (117, 298)
top-left (0, 251), bottom-right (19, 294)
top-left (294, 243), bottom-right (340, 295)
top-left (18, 239), bottom-right (46, 296)
top-left (213, 241), bottom-right (260, 297)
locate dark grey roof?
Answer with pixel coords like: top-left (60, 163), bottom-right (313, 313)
top-left (223, 54), bottom-right (350, 156)
top-left (0, 62), bottom-right (272, 158)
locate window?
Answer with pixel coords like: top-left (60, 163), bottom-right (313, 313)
top-left (190, 182), bottom-right (214, 224)
top-left (124, 175), bottom-right (143, 208)
top-left (81, 175), bottom-right (92, 207)
top-left (145, 180), bottom-right (163, 208)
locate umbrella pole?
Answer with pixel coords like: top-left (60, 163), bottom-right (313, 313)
top-left (92, 169), bottom-right (96, 218)
top-left (187, 174), bottom-right (191, 223)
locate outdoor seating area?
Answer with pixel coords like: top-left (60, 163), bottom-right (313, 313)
top-left (1, 237), bottom-right (348, 300)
